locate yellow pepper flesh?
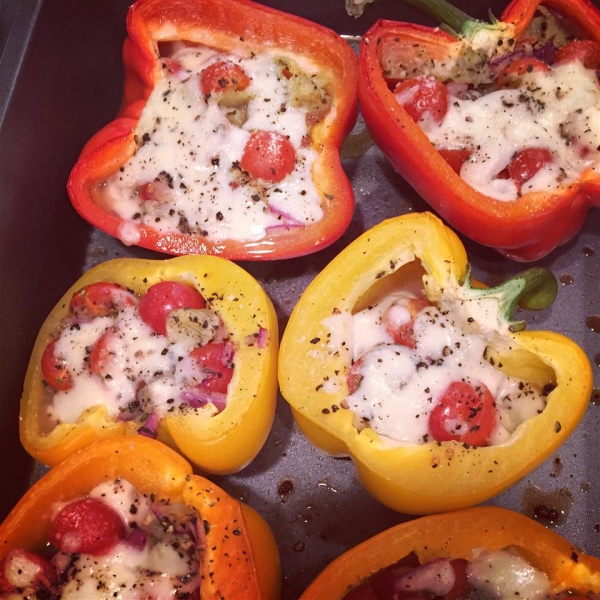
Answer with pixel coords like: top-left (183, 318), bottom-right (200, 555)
top-left (20, 255), bottom-right (279, 474)
top-left (278, 212), bottom-right (592, 514)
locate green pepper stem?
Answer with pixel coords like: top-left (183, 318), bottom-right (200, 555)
top-left (462, 267), bottom-right (558, 333)
top-left (396, 0), bottom-right (483, 38)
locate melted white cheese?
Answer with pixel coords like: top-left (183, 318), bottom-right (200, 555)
top-left (48, 303), bottom-right (226, 425)
top-left (467, 548), bottom-right (553, 599)
top-left (425, 62), bottom-right (600, 200)
top-left (104, 45), bottom-right (325, 243)
top-left (334, 292), bottom-right (546, 445)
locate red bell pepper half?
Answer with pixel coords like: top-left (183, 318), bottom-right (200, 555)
top-left (359, 0), bottom-right (600, 261)
top-left (68, 0), bottom-right (358, 260)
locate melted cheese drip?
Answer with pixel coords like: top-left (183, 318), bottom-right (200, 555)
top-left (104, 46), bottom-right (325, 243)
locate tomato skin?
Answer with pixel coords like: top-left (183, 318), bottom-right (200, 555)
top-left (444, 559), bottom-right (470, 600)
top-left (438, 148), bottom-right (472, 175)
top-left (0, 548), bottom-right (57, 593)
top-left (554, 40), bottom-right (600, 70)
top-left (495, 57), bottom-right (550, 87)
top-left (507, 147), bottom-right (554, 193)
top-left (428, 381), bottom-right (497, 447)
top-left (394, 76), bottom-right (449, 125)
top-left (189, 342), bottom-right (234, 394)
top-left (69, 282), bottom-right (136, 319)
top-left (48, 498), bottom-right (126, 556)
top-left (200, 60), bottom-right (251, 96)
top-left (346, 360), bottom-right (363, 394)
top-left (240, 130), bottom-right (297, 183)
top-left (89, 327), bottom-right (117, 376)
top-left (138, 281), bottom-right (206, 336)
top-left (384, 297), bottom-right (430, 349)
top-left (41, 339), bottom-right (73, 391)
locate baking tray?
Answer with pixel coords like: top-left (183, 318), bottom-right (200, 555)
top-left (0, 0), bottom-right (598, 597)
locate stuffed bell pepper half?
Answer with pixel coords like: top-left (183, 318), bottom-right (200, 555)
top-left (358, 0), bottom-right (600, 261)
top-left (0, 436), bottom-right (281, 600)
top-left (20, 255), bottom-right (278, 474)
top-left (278, 212), bottom-right (592, 514)
top-left (67, 0), bottom-right (359, 260)
top-left (300, 506), bottom-right (600, 599)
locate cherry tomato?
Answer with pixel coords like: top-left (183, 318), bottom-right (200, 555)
top-left (384, 297), bottom-right (430, 349)
top-left (438, 148), bottom-right (472, 175)
top-left (240, 130), bottom-right (296, 183)
top-left (89, 327), bottom-right (117, 376)
top-left (41, 339), bottom-right (72, 391)
top-left (69, 282), bottom-right (136, 319)
top-left (346, 360), bottom-right (363, 394)
top-left (161, 57), bottom-right (184, 74)
top-left (189, 342), bottom-right (234, 394)
top-left (48, 497), bottom-right (126, 556)
top-left (200, 60), bottom-right (251, 96)
top-left (394, 76), bottom-right (449, 125)
top-left (495, 57), bottom-right (550, 88)
top-left (554, 40), bottom-right (600, 70)
top-left (138, 281), bottom-right (206, 336)
top-left (0, 549), bottom-right (57, 594)
top-left (507, 147), bottom-right (554, 193)
top-left (428, 381), bottom-right (497, 447)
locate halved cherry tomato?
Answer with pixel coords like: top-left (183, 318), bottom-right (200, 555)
top-left (444, 559), bottom-right (470, 600)
top-left (41, 339), bottom-right (72, 391)
top-left (394, 76), bottom-right (449, 125)
top-left (438, 148), bottom-right (472, 175)
top-left (0, 549), bottom-right (57, 594)
top-left (495, 57), bottom-right (550, 88)
top-left (48, 497), bottom-right (126, 556)
top-left (69, 282), bottom-right (136, 319)
top-left (428, 381), bottom-right (497, 447)
top-left (161, 57), bottom-right (184, 74)
top-left (346, 359), bottom-right (363, 394)
top-left (189, 342), bottom-right (234, 394)
top-left (240, 130), bottom-right (296, 183)
top-left (89, 327), bottom-right (117, 376)
top-left (507, 147), bottom-right (554, 194)
top-left (200, 60), bottom-right (251, 96)
top-left (554, 39), bottom-right (600, 70)
top-left (138, 281), bottom-right (206, 336)
top-left (384, 297), bottom-right (430, 349)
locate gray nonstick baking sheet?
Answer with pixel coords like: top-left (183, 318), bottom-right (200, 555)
top-left (0, 0), bottom-right (598, 598)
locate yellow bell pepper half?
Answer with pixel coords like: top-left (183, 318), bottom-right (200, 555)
top-left (278, 212), bottom-right (592, 514)
top-left (20, 255), bottom-right (278, 474)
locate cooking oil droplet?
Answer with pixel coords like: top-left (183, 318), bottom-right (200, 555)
top-left (293, 541), bottom-right (306, 552)
top-left (581, 481), bottom-right (591, 492)
top-left (591, 388), bottom-right (600, 406)
top-left (550, 456), bottom-right (563, 478)
top-left (278, 479), bottom-right (294, 496)
top-left (582, 245), bottom-right (595, 257)
top-left (586, 315), bottom-right (600, 332)
top-left (559, 274), bottom-right (573, 285)
top-left (521, 484), bottom-right (573, 526)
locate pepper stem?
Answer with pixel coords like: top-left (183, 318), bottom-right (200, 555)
top-left (396, 0), bottom-right (484, 38)
top-left (462, 267), bottom-right (558, 333)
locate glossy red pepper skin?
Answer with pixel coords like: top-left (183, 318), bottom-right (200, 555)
top-left (67, 0), bottom-right (358, 260)
top-left (359, 0), bottom-right (600, 262)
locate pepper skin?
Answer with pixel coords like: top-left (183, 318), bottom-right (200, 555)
top-left (0, 436), bottom-right (281, 600)
top-left (358, 0), bottom-right (600, 262)
top-left (67, 0), bottom-right (358, 260)
top-left (19, 255), bottom-right (278, 474)
top-left (278, 212), bottom-right (592, 514)
top-left (299, 506), bottom-right (600, 599)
